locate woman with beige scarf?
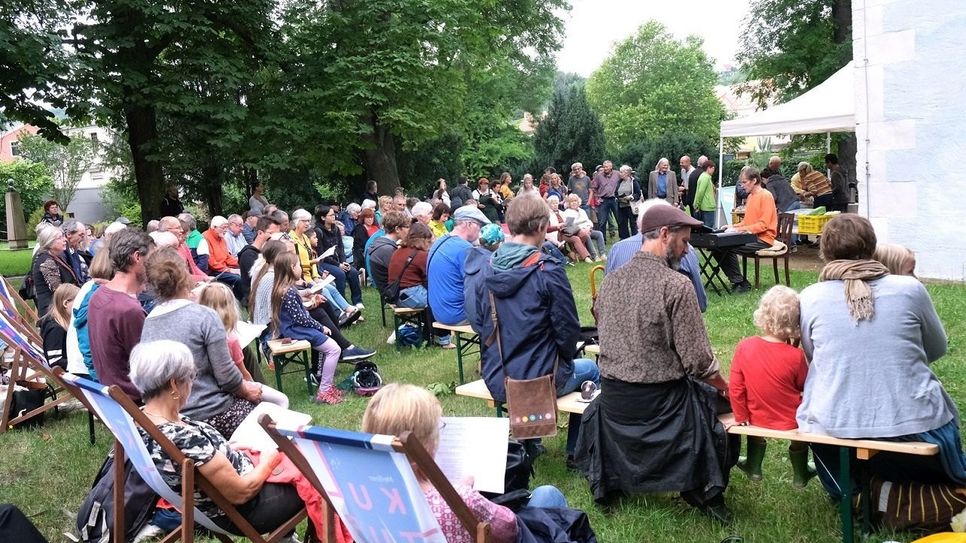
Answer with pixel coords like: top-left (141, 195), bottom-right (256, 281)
top-left (796, 214), bottom-right (963, 505)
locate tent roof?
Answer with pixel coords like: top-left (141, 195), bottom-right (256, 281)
top-left (720, 61), bottom-right (855, 138)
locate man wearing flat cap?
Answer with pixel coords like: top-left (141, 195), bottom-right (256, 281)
top-left (427, 205), bottom-right (490, 326)
top-left (574, 204), bottom-right (737, 525)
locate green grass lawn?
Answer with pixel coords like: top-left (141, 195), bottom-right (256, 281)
top-left (1, 256), bottom-right (964, 542)
top-left (0, 241), bottom-right (35, 277)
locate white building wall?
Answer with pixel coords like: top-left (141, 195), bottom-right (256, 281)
top-left (854, 0), bottom-right (966, 280)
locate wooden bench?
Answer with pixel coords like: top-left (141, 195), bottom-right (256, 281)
top-left (455, 379), bottom-right (590, 416)
top-left (390, 305), bottom-right (429, 350)
top-left (719, 413), bottom-right (939, 543)
top-left (266, 339), bottom-right (314, 395)
top-left (432, 322), bottom-right (480, 384)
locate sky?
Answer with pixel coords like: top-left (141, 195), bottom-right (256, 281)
top-left (555, 0), bottom-right (751, 77)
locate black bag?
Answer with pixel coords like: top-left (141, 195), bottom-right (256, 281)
top-left (18, 274), bottom-right (35, 301)
top-left (9, 388), bottom-right (45, 429)
top-left (76, 454), bottom-right (159, 543)
top-left (383, 250), bottom-right (416, 304)
top-left (514, 507), bottom-right (598, 543)
top-left (481, 439), bottom-right (534, 510)
top-left (0, 504), bottom-right (49, 543)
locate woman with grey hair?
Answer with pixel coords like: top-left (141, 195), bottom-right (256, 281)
top-left (30, 225), bottom-right (80, 315)
top-left (130, 340), bottom-right (306, 536)
top-left (615, 165), bottom-right (642, 240)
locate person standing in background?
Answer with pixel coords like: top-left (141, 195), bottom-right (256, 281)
top-left (159, 184), bottom-right (184, 218)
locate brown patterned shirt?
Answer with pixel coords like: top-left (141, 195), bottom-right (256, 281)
top-left (596, 251), bottom-right (719, 384)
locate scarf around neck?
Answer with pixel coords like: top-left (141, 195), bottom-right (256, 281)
top-left (819, 259), bottom-right (890, 322)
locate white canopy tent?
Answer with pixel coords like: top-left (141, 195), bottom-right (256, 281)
top-left (716, 61), bottom-right (856, 224)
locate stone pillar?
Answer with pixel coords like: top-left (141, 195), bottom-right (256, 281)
top-left (5, 180), bottom-right (29, 249)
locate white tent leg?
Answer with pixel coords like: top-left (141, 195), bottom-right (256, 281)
top-left (716, 137), bottom-right (723, 228)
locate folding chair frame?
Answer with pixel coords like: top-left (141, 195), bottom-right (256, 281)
top-left (0, 305), bottom-right (96, 441)
top-left (58, 377), bottom-right (310, 543)
top-left (259, 415), bottom-right (493, 543)
top-left (1, 275), bottom-right (39, 327)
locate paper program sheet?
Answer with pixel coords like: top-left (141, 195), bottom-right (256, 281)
top-left (229, 402), bottom-right (312, 452)
top-left (434, 417), bottom-right (509, 494)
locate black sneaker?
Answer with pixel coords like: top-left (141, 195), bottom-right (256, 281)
top-left (341, 346), bottom-right (376, 362)
top-left (338, 310), bottom-right (362, 328)
top-left (566, 454), bottom-right (579, 472)
top-left (732, 281), bottom-right (751, 294)
top-left (699, 502), bottom-right (734, 526)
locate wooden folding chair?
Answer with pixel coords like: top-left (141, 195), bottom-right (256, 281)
top-left (59, 374), bottom-right (309, 543)
top-left (741, 212), bottom-right (796, 288)
top-left (259, 415), bottom-right (493, 543)
top-left (0, 275), bottom-right (39, 327)
top-left (0, 312), bottom-right (77, 433)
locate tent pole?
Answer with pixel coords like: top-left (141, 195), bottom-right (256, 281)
top-left (826, 132), bottom-right (832, 176)
top-left (717, 137), bottom-right (723, 228)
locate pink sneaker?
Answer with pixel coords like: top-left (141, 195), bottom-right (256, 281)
top-left (313, 385), bottom-right (344, 405)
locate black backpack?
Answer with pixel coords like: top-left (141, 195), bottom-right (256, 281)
top-left (76, 454), bottom-right (159, 542)
top-left (18, 274), bottom-right (35, 301)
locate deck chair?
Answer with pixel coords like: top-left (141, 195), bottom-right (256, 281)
top-left (0, 312), bottom-right (78, 433)
top-left (58, 374), bottom-right (308, 543)
top-left (259, 415), bottom-right (493, 543)
top-left (0, 275), bottom-right (39, 327)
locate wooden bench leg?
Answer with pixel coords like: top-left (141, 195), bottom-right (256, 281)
top-left (838, 446), bottom-right (854, 543)
top-left (274, 354), bottom-right (285, 393)
top-left (302, 351), bottom-right (314, 396)
top-left (455, 333), bottom-right (465, 384)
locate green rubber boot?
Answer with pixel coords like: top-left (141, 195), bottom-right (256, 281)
top-left (737, 437), bottom-right (766, 481)
top-left (789, 445), bottom-right (817, 488)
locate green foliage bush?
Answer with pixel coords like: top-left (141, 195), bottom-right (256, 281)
top-left (619, 132), bottom-right (717, 177)
top-left (0, 160), bottom-right (54, 226)
top-left (25, 206), bottom-right (46, 240)
top-left (101, 177), bottom-right (142, 227)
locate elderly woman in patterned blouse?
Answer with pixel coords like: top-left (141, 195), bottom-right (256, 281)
top-left (130, 340), bottom-right (305, 536)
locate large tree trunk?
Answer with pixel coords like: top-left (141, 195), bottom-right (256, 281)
top-left (201, 163), bottom-right (224, 217)
top-left (363, 112), bottom-right (400, 195)
top-left (126, 103), bottom-right (165, 226)
top-left (833, 0), bottom-right (855, 198)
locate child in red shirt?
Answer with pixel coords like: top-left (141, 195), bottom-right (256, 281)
top-left (729, 285), bottom-right (814, 487)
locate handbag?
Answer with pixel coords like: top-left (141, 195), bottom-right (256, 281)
top-left (383, 249), bottom-right (417, 303)
top-left (486, 291), bottom-right (558, 439)
top-left (629, 198), bottom-right (642, 215)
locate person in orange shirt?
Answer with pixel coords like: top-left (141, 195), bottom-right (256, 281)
top-left (713, 167), bottom-right (778, 293)
top-left (198, 215), bottom-right (244, 299)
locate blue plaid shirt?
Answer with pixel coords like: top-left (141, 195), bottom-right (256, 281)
top-left (605, 234), bottom-right (707, 312)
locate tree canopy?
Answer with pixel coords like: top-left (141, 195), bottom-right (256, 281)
top-left (585, 21), bottom-right (725, 159)
top-left (736, 0), bottom-right (852, 107)
top-left (533, 84), bottom-right (606, 175)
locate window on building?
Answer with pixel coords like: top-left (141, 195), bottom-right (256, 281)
top-left (90, 132), bottom-right (99, 151)
top-left (9, 141), bottom-right (20, 157)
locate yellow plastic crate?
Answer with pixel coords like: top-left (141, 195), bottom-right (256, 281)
top-left (798, 214), bottom-right (833, 234)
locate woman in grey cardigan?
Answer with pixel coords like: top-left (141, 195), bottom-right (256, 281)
top-left (140, 247), bottom-right (262, 437)
top-left (797, 214), bottom-right (962, 500)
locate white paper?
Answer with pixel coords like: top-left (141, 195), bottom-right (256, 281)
top-left (235, 321), bottom-right (267, 348)
top-left (319, 246), bottom-right (336, 260)
top-left (309, 275), bottom-right (336, 293)
top-left (229, 402), bottom-right (312, 452)
top-left (434, 417), bottom-right (509, 494)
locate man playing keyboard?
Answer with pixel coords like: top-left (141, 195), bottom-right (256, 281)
top-left (712, 166), bottom-right (778, 293)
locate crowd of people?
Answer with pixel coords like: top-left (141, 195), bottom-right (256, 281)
top-left (10, 152), bottom-right (960, 541)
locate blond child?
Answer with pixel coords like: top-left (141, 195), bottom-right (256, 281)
top-left (728, 285), bottom-right (814, 487)
top-left (874, 243), bottom-right (916, 277)
top-left (198, 282), bottom-right (289, 408)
